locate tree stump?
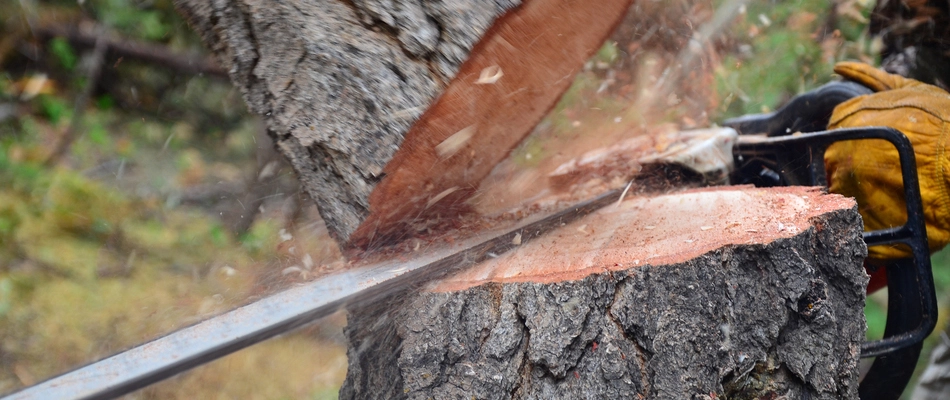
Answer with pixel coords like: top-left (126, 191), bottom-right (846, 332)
top-left (340, 186), bottom-right (868, 399)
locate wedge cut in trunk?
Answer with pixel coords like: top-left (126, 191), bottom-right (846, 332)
top-left (174, 0), bottom-right (634, 248)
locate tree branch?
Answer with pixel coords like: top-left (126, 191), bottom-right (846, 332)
top-left (31, 24), bottom-right (227, 78)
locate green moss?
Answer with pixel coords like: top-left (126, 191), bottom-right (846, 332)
top-left (122, 220), bottom-right (179, 253)
top-left (14, 220), bottom-right (108, 280)
top-left (0, 193), bottom-right (25, 236)
top-left (43, 172), bottom-right (132, 236)
top-left (0, 1), bottom-right (345, 396)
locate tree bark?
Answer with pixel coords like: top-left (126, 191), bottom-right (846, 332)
top-left (174, 0), bottom-right (633, 247)
top-left (340, 186), bottom-right (869, 399)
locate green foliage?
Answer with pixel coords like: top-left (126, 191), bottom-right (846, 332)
top-left (595, 41), bottom-right (620, 65)
top-left (48, 37), bottom-right (77, 71)
top-left (0, 209), bottom-right (16, 236)
top-left (836, 4), bottom-right (873, 42)
top-left (715, 0), bottom-right (836, 118)
top-left (239, 219), bottom-right (281, 256)
top-left (312, 388), bottom-right (341, 400)
top-left (865, 291), bottom-right (887, 340)
top-left (86, 123), bottom-right (110, 146)
top-left (0, 0), bottom-right (344, 397)
top-left (0, 152), bottom-right (287, 390)
top-left (0, 152), bottom-right (45, 192)
top-left (45, 172), bottom-right (130, 235)
top-left (0, 76), bottom-right (11, 100)
top-left (510, 136), bottom-right (545, 168)
top-left (138, 11), bottom-right (171, 40)
top-left (95, 94), bottom-right (114, 110)
top-left (36, 94), bottom-right (69, 124)
top-left (711, 0), bottom-right (878, 122)
top-left (931, 249), bottom-right (950, 292)
top-left (0, 278), bottom-right (11, 317)
top-left (88, 0), bottom-right (173, 41)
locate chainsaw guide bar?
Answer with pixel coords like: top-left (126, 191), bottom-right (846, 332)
top-left (2, 188), bottom-right (622, 400)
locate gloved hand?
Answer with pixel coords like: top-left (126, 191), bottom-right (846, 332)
top-left (825, 61), bottom-right (950, 261)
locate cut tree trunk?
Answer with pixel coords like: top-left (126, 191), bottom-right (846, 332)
top-left (174, 0), bottom-right (634, 248)
top-left (340, 186), bottom-right (869, 399)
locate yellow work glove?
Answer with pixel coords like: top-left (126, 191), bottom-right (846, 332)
top-left (825, 62), bottom-right (950, 260)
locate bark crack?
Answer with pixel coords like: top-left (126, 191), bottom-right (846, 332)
top-left (509, 304), bottom-right (532, 399)
top-left (606, 275), bottom-right (653, 396)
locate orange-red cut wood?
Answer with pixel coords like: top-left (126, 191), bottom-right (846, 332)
top-left (348, 0), bottom-right (635, 249)
top-left (433, 186), bottom-right (858, 292)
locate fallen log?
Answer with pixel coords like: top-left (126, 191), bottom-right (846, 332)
top-left (340, 186), bottom-right (868, 399)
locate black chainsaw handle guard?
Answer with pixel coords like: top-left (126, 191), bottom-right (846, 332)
top-left (723, 80), bottom-right (873, 137)
top-left (729, 126), bottom-right (937, 399)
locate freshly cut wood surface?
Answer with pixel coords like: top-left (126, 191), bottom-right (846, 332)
top-left (341, 186), bottom-right (869, 399)
top-left (436, 185), bottom-right (855, 290)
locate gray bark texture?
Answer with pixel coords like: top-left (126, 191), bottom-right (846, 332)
top-left (173, 0), bottom-right (519, 242)
top-left (340, 205), bottom-right (869, 399)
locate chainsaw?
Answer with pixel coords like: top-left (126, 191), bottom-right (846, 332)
top-left (2, 81), bottom-right (935, 400)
